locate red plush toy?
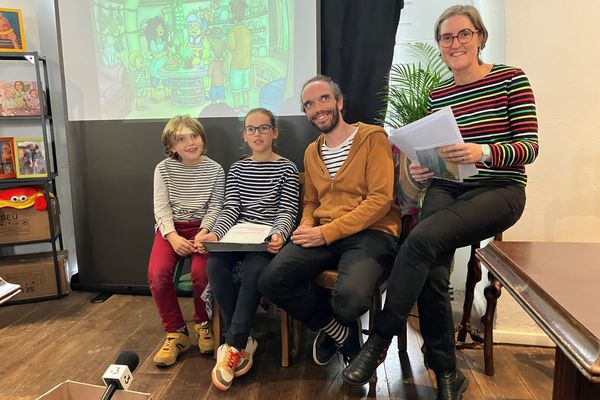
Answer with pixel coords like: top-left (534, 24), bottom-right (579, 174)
top-left (0, 186), bottom-right (48, 211)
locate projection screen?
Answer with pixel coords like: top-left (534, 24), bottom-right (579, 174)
top-left (58, 0), bottom-right (317, 121)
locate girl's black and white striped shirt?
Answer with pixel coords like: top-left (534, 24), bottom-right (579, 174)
top-left (154, 156), bottom-right (225, 237)
top-left (211, 157), bottom-right (300, 241)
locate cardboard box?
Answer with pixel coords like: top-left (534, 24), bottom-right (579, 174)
top-left (0, 198), bottom-right (60, 245)
top-left (0, 250), bottom-right (69, 302)
top-left (36, 380), bottom-right (152, 400)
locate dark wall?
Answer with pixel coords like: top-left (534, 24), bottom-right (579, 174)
top-left (70, 116), bottom-right (317, 293)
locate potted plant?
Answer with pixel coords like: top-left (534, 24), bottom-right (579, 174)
top-left (380, 41), bottom-right (451, 128)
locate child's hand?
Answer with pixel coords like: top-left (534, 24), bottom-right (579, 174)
top-left (166, 232), bottom-right (195, 256)
top-left (267, 233), bottom-right (284, 254)
top-left (195, 231), bottom-right (218, 254)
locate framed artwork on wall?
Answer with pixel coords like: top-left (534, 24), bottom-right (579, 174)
top-left (0, 137), bottom-right (16, 179)
top-left (0, 81), bottom-right (41, 116)
top-left (0, 8), bottom-right (26, 52)
top-left (15, 137), bottom-right (47, 178)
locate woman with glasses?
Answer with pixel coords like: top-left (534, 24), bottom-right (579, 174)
top-left (196, 107), bottom-right (299, 391)
top-left (343, 5), bottom-right (539, 399)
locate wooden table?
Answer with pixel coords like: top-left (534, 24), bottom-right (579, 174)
top-left (476, 241), bottom-right (600, 400)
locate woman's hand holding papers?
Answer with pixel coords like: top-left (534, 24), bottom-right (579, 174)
top-left (440, 143), bottom-right (484, 164)
top-left (409, 161), bottom-right (434, 183)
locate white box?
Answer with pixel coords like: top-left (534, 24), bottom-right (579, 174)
top-left (36, 380), bottom-right (152, 400)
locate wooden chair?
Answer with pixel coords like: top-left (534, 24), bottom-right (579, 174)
top-left (212, 297), bottom-right (298, 366)
top-left (455, 232), bottom-right (503, 376)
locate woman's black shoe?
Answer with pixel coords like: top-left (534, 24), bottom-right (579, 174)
top-left (435, 369), bottom-right (469, 400)
top-left (342, 332), bottom-right (391, 386)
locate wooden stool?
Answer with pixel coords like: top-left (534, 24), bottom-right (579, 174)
top-left (455, 233), bottom-right (503, 376)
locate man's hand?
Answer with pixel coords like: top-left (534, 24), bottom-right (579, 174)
top-left (194, 231), bottom-right (218, 254)
top-left (166, 232), bottom-right (195, 256)
top-left (291, 225), bottom-right (325, 247)
top-left (267, 233), bottom-right (284, 254)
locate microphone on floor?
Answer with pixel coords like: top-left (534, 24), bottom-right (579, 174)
top-left (100, 351), bottom-right (139, 400)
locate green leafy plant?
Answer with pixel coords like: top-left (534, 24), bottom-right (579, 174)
top-left (379, 42), bottom-right (451, 128)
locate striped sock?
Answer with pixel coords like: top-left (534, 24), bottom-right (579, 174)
top-left (322, 318), bottom-right (349, 346)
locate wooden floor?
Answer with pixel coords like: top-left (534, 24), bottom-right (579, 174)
top-left (0, 291), bottom-right (554, 399)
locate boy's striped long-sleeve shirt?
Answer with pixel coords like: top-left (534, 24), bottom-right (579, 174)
top-left (428, 64), bottom-right (539, 185)
top-left (154, 156), bottom-right (225, 237)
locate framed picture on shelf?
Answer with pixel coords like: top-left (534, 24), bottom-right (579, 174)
top-left (0, 137), bottom-right (16, 179)
top-left (0, 8), bottom-right (26, 52)
top-left (0, 81), bottom-right (41, 116)
top-left (15, 137), bottom-right (47, 178)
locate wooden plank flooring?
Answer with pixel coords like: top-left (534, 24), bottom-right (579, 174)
top-left (0, 291), bottom-right (554, 399)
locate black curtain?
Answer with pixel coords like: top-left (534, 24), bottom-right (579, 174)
top-left (320, 0), bottom-right (403, 125)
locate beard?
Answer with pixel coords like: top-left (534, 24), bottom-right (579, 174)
top-left (310, 106), bottom-right (340, 134)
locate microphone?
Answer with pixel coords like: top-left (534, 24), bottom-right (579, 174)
top-left (100, 351), bottom-right (139, 400)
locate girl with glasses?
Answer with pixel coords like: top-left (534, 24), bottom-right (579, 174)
top-left (196, 108), bottom-right (300, 391)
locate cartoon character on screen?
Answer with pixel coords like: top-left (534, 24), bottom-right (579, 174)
top-left (0, 12), bottom-right (19, 49)
top-left (146, 16), bottom-right (171, 103)
top-left (208, 38), bottom-right (226, 103)
top-left (227, 0), bottom-right (251, 113)
top-left (187, 12), bottom-right (211, 66)
top-left (129, 52), bottom-right (149, 111)
top-left (99, 12), bottom-right (123, 68)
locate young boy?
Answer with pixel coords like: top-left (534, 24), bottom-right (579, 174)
top-left (148, 115), bottom-right (225, 366)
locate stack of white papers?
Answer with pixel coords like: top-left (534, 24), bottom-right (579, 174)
top-left (388, 107), bottom-right (478, 182)
top-left (203, 222), bottom-right (272, 252)
top-left (0, 277), bottom-right (21, 305)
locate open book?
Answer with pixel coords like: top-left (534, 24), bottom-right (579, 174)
top-left (0, 277), bottom-right (22, 305)
top-left (388, 107), bottom-right (478, 182)
top-left (203, 222), bottom-right (272, 252)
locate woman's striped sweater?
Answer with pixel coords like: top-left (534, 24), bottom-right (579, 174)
top-left (428, 64), bottom-right (539, 185)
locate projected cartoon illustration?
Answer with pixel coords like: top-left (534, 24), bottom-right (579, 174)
top-left (91, 0), bottom-right (292, 119)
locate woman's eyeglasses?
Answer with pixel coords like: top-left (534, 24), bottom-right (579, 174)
top-left (438, 28), bottom-right (479, 48)
top-left (244, 124), bottom-right (273, 135)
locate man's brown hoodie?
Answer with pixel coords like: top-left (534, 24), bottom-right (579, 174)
top-left (301, 122), bottom-right (401, 244)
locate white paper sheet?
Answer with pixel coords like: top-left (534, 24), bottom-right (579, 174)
top-left (220, 222), bottom-right (272, 244)
top-left (388, 107), bottom-right (478, 181)
top-left (202, 222), bottom-right (272, 252)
